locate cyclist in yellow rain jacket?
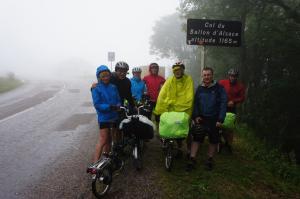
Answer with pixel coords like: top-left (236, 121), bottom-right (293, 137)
top-left (154, 62), bottom-right (194, 156)
top-left (154, 62), bottom-right (194, 117)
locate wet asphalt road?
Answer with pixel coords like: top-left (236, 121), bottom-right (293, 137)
top-left (0, 79), bottom-right (98, 198)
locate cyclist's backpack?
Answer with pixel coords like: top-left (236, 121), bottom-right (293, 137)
top-left (222, 112), bottom-right (236, 130)
top-left (159, 112), bottom-right (189, 138)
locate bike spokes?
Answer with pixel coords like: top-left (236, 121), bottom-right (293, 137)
top-left (92, 168), bottom-right (111, 198)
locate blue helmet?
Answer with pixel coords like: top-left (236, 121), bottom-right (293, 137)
top-left (96, 65), bottom-right (110, 78)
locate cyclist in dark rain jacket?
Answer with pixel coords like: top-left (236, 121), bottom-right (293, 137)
top-left (110, 61), bottom-right (135, 107)
top-left (187, 67), bottom-right (227, 171)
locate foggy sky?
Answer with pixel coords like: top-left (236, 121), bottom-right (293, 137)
top-left (0, 0), bottom-right (179, 78)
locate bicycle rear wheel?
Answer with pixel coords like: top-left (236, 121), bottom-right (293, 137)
top-left (92, 168), bottom-right (111, 198)
top-left (165, 144), bottom-right (173, 171)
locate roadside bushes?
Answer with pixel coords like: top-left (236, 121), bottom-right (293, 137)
top-left (236, 124), bottom-right (300, 185)
top-left (0, 72), bottom-right (23, 93)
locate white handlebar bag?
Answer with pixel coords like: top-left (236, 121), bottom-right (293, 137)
top-left (119, 115), bottom-right (155, 140)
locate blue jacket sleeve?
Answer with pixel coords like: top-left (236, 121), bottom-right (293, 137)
top-left (91, 88), bottom-right (110, 112)
top-left (192, 87), bottom-right (200, 119)
top-left (218, 86), bottom-right (227, 122)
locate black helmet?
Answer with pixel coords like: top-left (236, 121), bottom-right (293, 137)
top-left (172, 62), bottom-right (185, 70)
top-left (228, 68), bottom-right (239, 76)
top-left (115, 61), bottom-right (129, 71)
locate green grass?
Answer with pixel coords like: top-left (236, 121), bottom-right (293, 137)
top-left (0, 76), bottom-right (23, 93)
top-left (155, 125), bottom-right (300, 199)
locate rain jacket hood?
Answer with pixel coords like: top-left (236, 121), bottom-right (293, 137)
top-left (96, 65), bottom-right (110, 79)
top-left (154, 74), bottom-right (194, 116)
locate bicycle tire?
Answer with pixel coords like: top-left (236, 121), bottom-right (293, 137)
top-left (165, 145), bottom-right (173, 171)
top-left (133, 144), bottom-right (143, 170)
top-left (92, 168), bottom-right (111, 198)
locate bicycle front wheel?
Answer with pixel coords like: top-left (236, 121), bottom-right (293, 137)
top-left (133, 143), bottom-right (143, 170)
top-left (92, 168), bottom-right (111, 198)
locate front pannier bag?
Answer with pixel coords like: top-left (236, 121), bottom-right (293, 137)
top-left (159, 112), bottom-right (189, 138)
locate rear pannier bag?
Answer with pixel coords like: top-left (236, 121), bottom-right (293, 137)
top-left (222, 112), bottom-right (236, 130)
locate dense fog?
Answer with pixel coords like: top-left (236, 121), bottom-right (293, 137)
top-left (0, 0), bottom-right (178, 79)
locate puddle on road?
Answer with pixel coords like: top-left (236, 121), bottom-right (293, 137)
top-left (68, 89), bottom-right (80, 93)
top-left (56, 113), bottom-right (96, 131)
top-left (81, 101), bottom-right (93, 107)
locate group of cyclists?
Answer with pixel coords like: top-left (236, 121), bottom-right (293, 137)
top-left (90, 61), bottom-right (245, 172)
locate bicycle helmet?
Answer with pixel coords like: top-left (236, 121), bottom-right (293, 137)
top-left (132, 67), bottom-right (142, 73)
top-left (190, 123), bottom-right (206, 136)
top-left (172, 62), bottom-right (185, 70)
top-left (228, 68), bottom-right (239, 76)
top-left (189, 123), bottom-right (207, 143)
top-left (115, 61), bottom-right (129, 71)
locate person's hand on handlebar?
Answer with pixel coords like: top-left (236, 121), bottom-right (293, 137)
top-left (142, 94), bottom-right (150, 101)
top-left (228, 101), bottom-right (234, 107)
top-left (216, 122), bottom-right (222, 128)
top-left (133, 106), bottom-right (138, 114)
top-left (110, 105), bottom-right (120, 111)
top-left (194, 117), bottom-right (203, 124)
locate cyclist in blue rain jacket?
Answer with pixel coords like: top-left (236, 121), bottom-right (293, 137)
top-left (130, 67), bottom-right (147, 102)
top-left (91, 65), bottom-right (121, 163)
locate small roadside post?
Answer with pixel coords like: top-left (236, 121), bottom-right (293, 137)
top-left (108, 52), bottom-right (115, 71)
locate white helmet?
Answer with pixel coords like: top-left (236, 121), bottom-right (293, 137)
top-left (115, 61), bottom-right (129, 71)
top-left (132, 67), bottom-right (142, 73)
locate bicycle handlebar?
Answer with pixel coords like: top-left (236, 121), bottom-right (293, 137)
top-left (119, 105), bottom-right (150, 117)
top-left (119, 106), bottom-right (129, 118)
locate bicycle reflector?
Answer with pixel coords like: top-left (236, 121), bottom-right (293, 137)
top-left (86, 167), bottom-right (97, 174)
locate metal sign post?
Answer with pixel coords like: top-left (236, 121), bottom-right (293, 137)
top-left (200, 45), bottom-right (205, 72)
